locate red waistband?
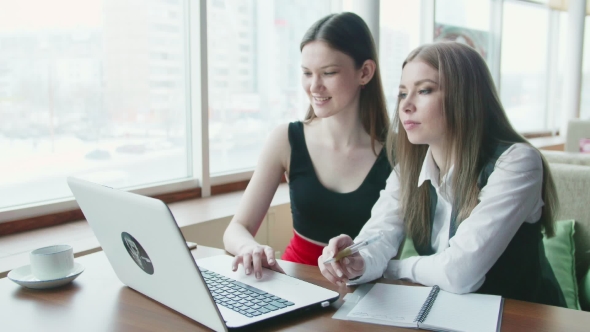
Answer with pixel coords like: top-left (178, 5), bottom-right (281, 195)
top-left (281, 232), bottom-right (325, 266)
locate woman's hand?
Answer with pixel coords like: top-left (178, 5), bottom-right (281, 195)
top-left (231, 244), bottom-right (285, 279)
top-left (319, 234), bottom-right (366, 287)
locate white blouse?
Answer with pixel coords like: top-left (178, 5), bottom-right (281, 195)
top-left (348, 143), bottom-right (545, 294)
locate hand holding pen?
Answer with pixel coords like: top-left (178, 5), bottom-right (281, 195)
top-left (323, 232), bottom-right (384, 265)
top-left (318, 231), bottom-right (384, 287)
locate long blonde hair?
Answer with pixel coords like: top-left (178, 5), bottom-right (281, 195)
top-left (300, 12), bottom-right (389, 154)
top-left (386, 42), bottom-right (558, 248)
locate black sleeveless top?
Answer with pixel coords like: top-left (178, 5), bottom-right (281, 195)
top-left (414, 144), bottom-right (566, 307)
top-left (288, 121), bottom-right (392, 243)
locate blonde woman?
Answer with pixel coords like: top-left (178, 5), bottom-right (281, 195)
top-left (319, 42), bottom-right (566, 307)
top-left (223, 12), bottom-right (391, 278)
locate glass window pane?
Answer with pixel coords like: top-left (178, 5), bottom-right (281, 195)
top-left (547, 11), bottom-right (568, 132)
top-left (0, 0), bottom-right (190, 210)
top-left (379, 0), bottom-right (422, 117)
top-left (581, 16), bottom-right (590, 119)
top-left (434, 0), bottom-right (491, 61)
top-left (207, 0), bottom-right (333, 175)
top-left (500, 1), bottom-right (549, 133)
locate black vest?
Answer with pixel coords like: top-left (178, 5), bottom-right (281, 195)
top-left (414, 144), bottom-right (566, 307)
top-left (288, 121), bottom-right (392, 243)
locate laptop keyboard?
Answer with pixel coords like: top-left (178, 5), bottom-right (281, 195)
top-left (199, 268), bottom-right (295, 318)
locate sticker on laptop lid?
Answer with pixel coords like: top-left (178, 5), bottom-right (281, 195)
top-left (122, 232), bottom-right (154, 275)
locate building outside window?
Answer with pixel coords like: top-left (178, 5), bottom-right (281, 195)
top-left (0, 0), bottom-right (189, 210)
top-left (206, 0), bottom-right (333, 175)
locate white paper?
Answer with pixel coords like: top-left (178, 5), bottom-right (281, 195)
top-left (420, 291), bottom-right (502, 332)
top-left (346, 284), bottom-right (432, 327)
top-left (344, 283), bottom-right (502, 332)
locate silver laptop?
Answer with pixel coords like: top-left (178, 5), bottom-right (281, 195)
top-left (67, 177), bottom-right (339, 331)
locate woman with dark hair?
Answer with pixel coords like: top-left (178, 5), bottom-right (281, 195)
top-left (319, 41), bottom-right (566, 307)
top-left (223, 12), bottom-right (391, 278)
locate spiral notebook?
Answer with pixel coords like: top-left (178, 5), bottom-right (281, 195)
top-left (345, 284), bottom-right (503, 332)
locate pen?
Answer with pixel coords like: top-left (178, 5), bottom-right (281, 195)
top-left (323, 231), bottom-right (384, 265)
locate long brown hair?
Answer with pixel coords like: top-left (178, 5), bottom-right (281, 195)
top-left (300, 12), bottom-right (389, 153)
top-left (386, 42), bottom-right (558, 248)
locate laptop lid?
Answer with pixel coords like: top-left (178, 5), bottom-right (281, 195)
top-left (67, 177), bottom-right (339, 331)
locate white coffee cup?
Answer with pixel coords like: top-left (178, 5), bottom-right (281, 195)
top-left (29, 245), bottom-right (74, 280)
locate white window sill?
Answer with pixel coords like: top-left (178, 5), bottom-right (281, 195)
top-left (529, 135), bottom-right (565, 150)
top-left (0, 183), bottom-right (290, 278)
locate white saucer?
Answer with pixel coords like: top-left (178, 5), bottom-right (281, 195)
top-left (7, 262), bottom-right (85, 290)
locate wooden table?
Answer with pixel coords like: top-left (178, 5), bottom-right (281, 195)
top-left (1, 246), bottom-right (589, 331)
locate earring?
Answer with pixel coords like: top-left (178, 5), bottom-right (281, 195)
top-left (361, 84), bottom-right (366, 89)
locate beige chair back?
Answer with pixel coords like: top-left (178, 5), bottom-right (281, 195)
top-left (565, 119), bottom-right (590, 153)
top-left (549, 163), bottom-right (590, 282)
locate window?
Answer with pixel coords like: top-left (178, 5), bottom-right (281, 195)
top-left (500, 1), bottom-right (550, 133)
top-left (0, 0), bottom-right (189, 210)
top-left (207, 0), bottom-right (333, 175)
top-left (1, 0), bottom-right (587, 223)
top-left (212, 0), bottom-right (225, 9)
top-left (152, 23), bottom-right (180, 34)
top-left (545, 11), bottom-right (568, 133)
top-left (581, 16), bottom-right (590, 119)
top-left (379, 0), bottom-right (422, 117)
top-left (434, 0), bottom-right (491, 61)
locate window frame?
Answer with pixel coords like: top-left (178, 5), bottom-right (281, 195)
top-left (0, 0), bottom-right (212, 224)
top-left (0, 0), bottom-right (583, 232)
